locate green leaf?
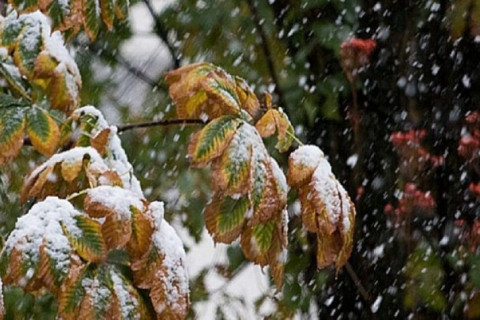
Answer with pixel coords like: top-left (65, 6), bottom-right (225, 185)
top-left (0, 61), bottom-right (30, 99)
top-left (0, 14), bottom-right (24, 46)
top-left (0, 106), bottom-right (25, 164)
top-left (0, 94), bottom-right (30, 108)
top-left (212, 123), bottom-right (253, 195)
top-left (114, 0), bottom-right (129, 19)
top-left (47, 0), bottom-right (70, 29)
top-left (63, 215), bottom-right (106, 263)
top-left (205, 194), bottom-right (249, 243)
top-left (100, 0), bottom-right (115, 29)
top-left (14, 22), bottom-right (43, 76)
top-left (26, 107), bottom-right (60, 156)
top-left (83, 0), bottom-right (102, 40)
top-left (188, 115), bottom-right (241, 166)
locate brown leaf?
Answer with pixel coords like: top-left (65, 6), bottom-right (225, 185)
top-left (90, 128), bottom-right (111, 155)
top-left (287, 145), bottom-right (324, 188)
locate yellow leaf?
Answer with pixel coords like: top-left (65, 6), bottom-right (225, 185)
top-left (33, 51), bottom-right (58, 78)
top-left (26, 108), bottom-right (60, 156)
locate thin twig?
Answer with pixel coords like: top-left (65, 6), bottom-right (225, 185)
top-left (245, 0), bottom-right (288, 111)
top-left (345, 261), bottom-right (371, 303)
top-left (142, 0), bottom-right (180, 69)
top-left (88, 44), bottom-right (158, 87)
top-left (117, 119), bottom-right (205, 132)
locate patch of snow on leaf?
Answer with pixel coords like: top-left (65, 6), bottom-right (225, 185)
top-left (110, 269), bottom-right (139, 320)
top-left (1, 197), bottom-right (84, 286)
top-left (73, 106), bottom-right (143, 196)
top-left (87, 186), bottom-right (145, 220)
top-left (153, 219), bottom-right (189, 313)
top-left (290, 145), bottom-right (324, 169)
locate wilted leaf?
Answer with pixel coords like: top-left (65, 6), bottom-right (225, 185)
top-left (287, 145), bottom-right (324, 188)
top-left (255, 108), bottom-right (294, 152)
top-left (166, 62), bottom-right (260, 120)
top-left (287, 145), bottom-right (356, 270)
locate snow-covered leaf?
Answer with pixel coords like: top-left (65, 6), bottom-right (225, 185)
top-left (287, 145), bottom-right (356, 271)
top-left (0, 197), bottom-right (105, 291)
top-left (132, 216), bottom-right (189, 319)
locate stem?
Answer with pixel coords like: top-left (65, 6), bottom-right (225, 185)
top-left (345, 261), bottom-right (371, 303)
top-left (66, 188), bottom-right (90, 201)
top-left (286, 129), bottom-right (304, 147)
top-left (117, 119), bottom-right (205, 132)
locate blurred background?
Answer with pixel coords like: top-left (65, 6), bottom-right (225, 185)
top-left (2, 0), bottom-right (480, 318)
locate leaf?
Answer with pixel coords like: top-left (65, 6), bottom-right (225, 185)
top-left (241, 219), bottom-right (276, 266)
top-left (205, 193), bottom-right (249, 243)
top-left (50, 64), bottom-right (79, 114)
top-left (250, 156), bottom-right (286, 223)
top-left (234, 76), bottom-right (260, 119)
top-left (114, 0), bottom-right (129, 19)
top-left (26, 107), bottom-right (60, 156)
top-left (166, 63), bottom-right (259, 120)
top-left (90, 127), bottom-right (110, 155)
top-left (0, 61), bottom-right (30, 102)
top-left (255, 108), bottom-right (294, 152)
top-left (0, 107), bottom-right (25, 165)
top-left (211, 123), bottom-right (253, 195)
top-left (287, 145), bottom-right (324, 188)
top-left (288, 145), bottom-right (356, 270)
top-left (13, 21), bottom-right (43, 77)
top-left (64, 215), bottom-right (106, 263)
top-left (99, 0), bottom-right (115, 30)
top-left (187, 115), bottom-right (241, 167)
top-left (82, 0), bottom-right (101, 40)
top-left (126, 205), bottom-right (154, 260)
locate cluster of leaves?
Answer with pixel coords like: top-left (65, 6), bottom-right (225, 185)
top-left (166, 63), bottom-right (356, 287)
top-left (0, 107), bottom-right (189, 319)
top-left (0, 11), bottom-right (81, 111)
top-left (0, 11), bottom-right (83, 165)
top-left (7, 0), bottom-right (128, 40)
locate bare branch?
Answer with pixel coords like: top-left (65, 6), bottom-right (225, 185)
top-left (117, 118), bottom-right (205, 132)
top-left (245, 0), bottom-right (288, 111)
top-left (142, 0), bottom-right (181, 69)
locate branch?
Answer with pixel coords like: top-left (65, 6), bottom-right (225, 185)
top-left (344, 261), bottom-right (371, 303)
top-left (142, 0), bottom-right (181, 69)
top-left (245, 0), bottom-right (288, 111)
top-left (117, 119), bottom-right (205, 132)
top-left (88, 44), bottom-right (158, 87)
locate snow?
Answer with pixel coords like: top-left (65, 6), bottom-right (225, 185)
top-left (45, 29), bottom-right (81, 80)
top-left (87, 185), bottom-right (145, 220)
top-left (290, 145), bottom-right (324, 169)
top-left (311, 158), bottom-right (353, 232)
top-left (25, 146), bottom-right (108, 186)
top-left (73, 106), bottom-right (144, 196)
top-left (371, 295), bottom-right (383, 313)
top-left (1, 197), bottom-right (86, 286)
top-left (269, 157), bottom-right (289, 195)
top-left (152, 219), bottom-right (189, 313)
top-left (110, 270), bottom-right (139, 319)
